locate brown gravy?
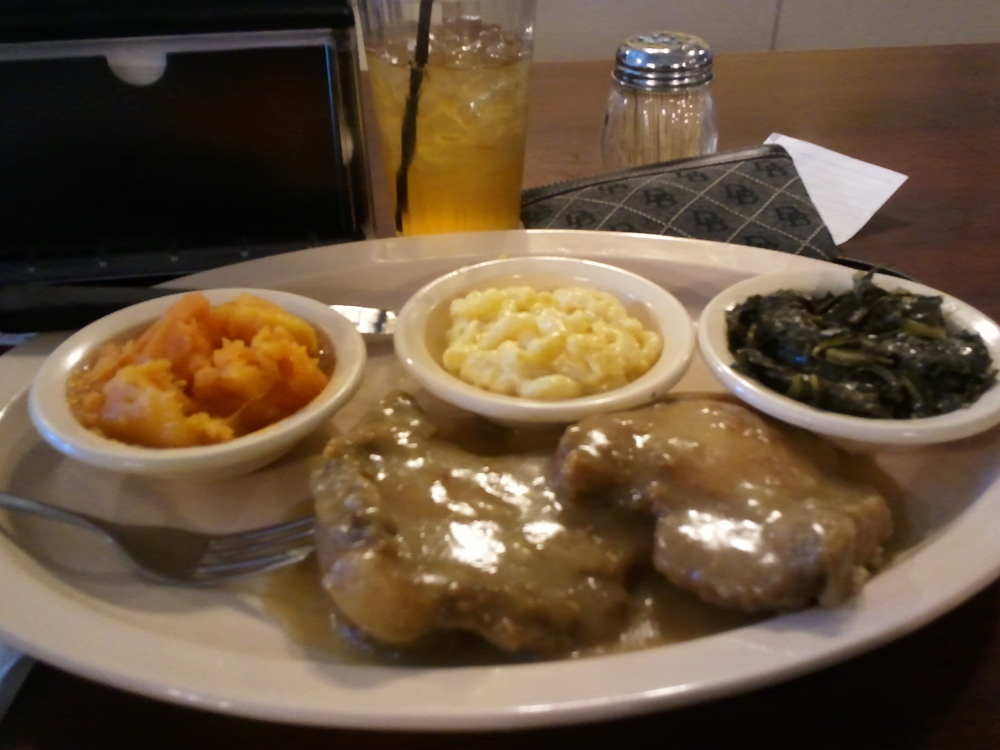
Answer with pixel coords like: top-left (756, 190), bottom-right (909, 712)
top-left (262, 558), bottom-right (762, 665)
top-left (261, 394), bottom-right (903, 666)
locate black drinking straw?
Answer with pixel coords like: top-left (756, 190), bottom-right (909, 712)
top-left (394, 0), bottom-right (435, 233)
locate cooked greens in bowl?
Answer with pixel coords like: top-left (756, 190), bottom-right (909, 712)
top-left (725, 270), bottom-right (996, 419)
top-left (698, 268), bottom-right (1000, 448)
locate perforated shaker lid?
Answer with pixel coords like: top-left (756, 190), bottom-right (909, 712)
top-left (612, 31), bottom-right (713, 89)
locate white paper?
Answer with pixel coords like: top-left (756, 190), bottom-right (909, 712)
top-left (764, 133), bottom-right (908, 245)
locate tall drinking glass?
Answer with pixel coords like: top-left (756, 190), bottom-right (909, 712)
top-left (356, 0), bottom-right (536, 235)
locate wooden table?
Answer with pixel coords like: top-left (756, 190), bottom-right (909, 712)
top-left (5, 43), bottom-right (1000, 749)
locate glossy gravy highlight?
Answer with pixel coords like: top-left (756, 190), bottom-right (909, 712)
top-left (263, 393), bottom-right (899, 665)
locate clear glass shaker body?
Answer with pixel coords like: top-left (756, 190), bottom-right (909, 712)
top-left (602, 80), bottom-right (718, 170)
top-left (600, 31), bottom-right (719, 170)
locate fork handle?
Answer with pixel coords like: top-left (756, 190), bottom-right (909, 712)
top-left (0, 491), bottom-right (107, 537)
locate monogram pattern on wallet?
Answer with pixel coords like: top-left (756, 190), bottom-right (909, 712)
top-left (521, 146), bottom-right (837, 260)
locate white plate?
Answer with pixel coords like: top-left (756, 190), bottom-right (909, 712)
top-left (1, 230), bottom-right (998, 731)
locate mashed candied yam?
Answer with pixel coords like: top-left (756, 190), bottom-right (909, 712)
top-left (212, 293), bottom-right (320, 355)
top-left (131, 291), bottom-right (219, 383)
top-left (66, 292), bottom-right (330, 448)
top-left (442, 286), bottom-right (662, 400)
top-left (194, 338), bottom-right (276, 411)
top-left (192, 327), bottom-right (329, 434)
top-left (95, 359), bottom-right (235, 447)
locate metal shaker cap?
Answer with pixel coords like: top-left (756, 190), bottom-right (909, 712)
top-left (612, 31), bottom-right (713, 90)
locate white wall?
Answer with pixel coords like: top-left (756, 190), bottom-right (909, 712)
top-left (775, 0), bottom-right (1000, 51)
top-left (532, 0), bottom-right (1000, 62)
top-left (533, 0), bottom-right (778, 61)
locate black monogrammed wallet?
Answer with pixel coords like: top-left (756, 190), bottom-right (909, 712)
top-left (520, 144), bottom-right (838, 261)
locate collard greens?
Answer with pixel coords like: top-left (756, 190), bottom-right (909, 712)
top-left (726, 271), bottom-right (996, 419)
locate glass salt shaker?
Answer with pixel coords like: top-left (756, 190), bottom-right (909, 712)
top-left (601, 31), bottom-right (719, 170)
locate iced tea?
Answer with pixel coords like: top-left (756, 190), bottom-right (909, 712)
top-left (367, 20), bottom-right (531, 235)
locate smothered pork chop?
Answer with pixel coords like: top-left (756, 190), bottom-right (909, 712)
top-left (311, 392), bottom-right (648, 655)
top-left (557, 398), bottom-right (893, 612)
top-left (310, 393), bottom-right (892, 656)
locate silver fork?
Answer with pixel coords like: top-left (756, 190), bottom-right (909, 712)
top-left (0, 490), bottom-right (315, 585)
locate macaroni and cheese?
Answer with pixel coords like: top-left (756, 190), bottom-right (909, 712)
top-left (442, 286), bottom-right (662, 400)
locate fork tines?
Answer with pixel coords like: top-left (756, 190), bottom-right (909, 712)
top-left (193, 517), bottom-right (316, 582)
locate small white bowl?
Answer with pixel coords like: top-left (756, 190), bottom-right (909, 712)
top-left (28, 288), bottom-right (367, 481)
top-left (697, 268), bottom-right (1000, 450)
top-left (393, 256), bottom-right (695, 425)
